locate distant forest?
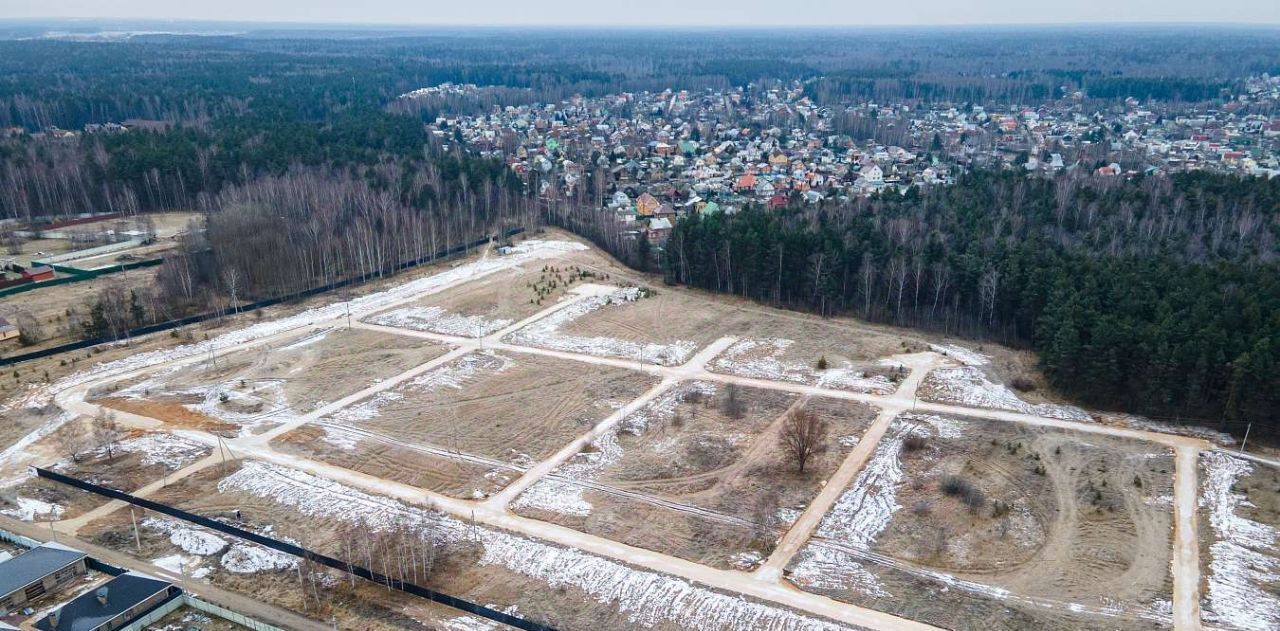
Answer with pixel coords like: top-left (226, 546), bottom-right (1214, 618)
top-left (0, 27), bottom-right (1278, 439)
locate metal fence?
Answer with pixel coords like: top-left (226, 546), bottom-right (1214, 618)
top-left (35, 467), bottom-right (554, 631)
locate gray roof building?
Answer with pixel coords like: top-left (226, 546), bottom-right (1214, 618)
top-left (37, 571), bottom-right (177, 631)
top-left (0, 542), bottom-right (88, 608)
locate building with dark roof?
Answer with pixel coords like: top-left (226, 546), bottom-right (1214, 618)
top-left (37, 572), bottom-right (177, 631)
top-left (0, 542), bottom-right (88, 614)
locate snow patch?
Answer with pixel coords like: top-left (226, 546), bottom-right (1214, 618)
top-left (1, 496), bottom-right (64, 521)
top-left (711, 338), bottom-right (895, 394)
top-left (1200, 451), bottom-right (1280, 630)
top-left (144, 517), bottom-right (228, 556)
top-left (929, 344), bottom-right (990, 366)
top-left (90, 433), bottom-right (210, 469)
top-left (152, 554), bottom-right (211, 579)
top-left (220, 543), bottom-right (298, 574)
top-left (923, 367), bottom-right (1090, 422)
top-left (368, 305), bottom-right (513, 338)
top-left (222, 462), bottom-right (851, 631)
top-left (505, 287), bottom-right (696, 365)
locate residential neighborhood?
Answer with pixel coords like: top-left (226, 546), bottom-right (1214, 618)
top-left (414, 76), bottom-right (1280, 242)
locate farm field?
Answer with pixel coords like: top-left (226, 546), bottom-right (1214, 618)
top-left (786, 412), bottom-right (1177, 630)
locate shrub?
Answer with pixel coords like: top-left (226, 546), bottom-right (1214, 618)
top-left (1010, 376), bottom-right (1036, 392)
top-left (941, 475), bottom-right (986, 513)
top-left (815, 355), bottom-right (828, 370)
top-left (902, 434), bottom-right (929, 452)
top-left (990, 500), bottom-right (1011, 518)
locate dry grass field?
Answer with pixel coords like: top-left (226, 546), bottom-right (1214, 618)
top-left (787, 413), bottom-right (1176, 630)
top-left (512, 382), bottom-right (878, 569)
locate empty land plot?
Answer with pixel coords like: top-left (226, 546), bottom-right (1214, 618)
top-left (513, 381), bottom-right (878, 569)
top-left (788, 413), bottom-right (1176, 630)
top-left (709, 336), bottom-right (907, 394)
top-left (510, 283), bottom-right (921, 369)
top-left (272, 425), bottom-right (513, 499)
top-left (365, 251), bottom-right (611, 337)
top-left (320, 350), bottom-right (655, 465)
top-left (918, 358), bottom-right (1091, 422)
top-left (1198, 451), bottom-right (1280, 630)
top-left (90, 328), bottom-right (448, 435)
top-left (51, 429), bottom-right (211, 492)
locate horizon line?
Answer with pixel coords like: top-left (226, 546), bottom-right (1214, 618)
top-left (3, 16), bottom-right (1280, 30)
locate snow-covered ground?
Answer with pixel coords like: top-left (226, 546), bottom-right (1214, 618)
top-left (220, 543), bottom-right (298, 574)
top-left (220, 461), bottom-right (852, 631)
top-left (144, 517), bottom-right (229, 555)
top-left (368, 305), bottom-right (513, 338)
top-left (923, 367), bottom-right (1091, 422)
top-left (152, 553), bottom-right (212, 579)
top-left (73, 432), bottom-right (209, 470)
top-left (1199, 451), bottom-right (1280, 630)
top-left (929, 344), bottom-right (990, 367)
top-left (710, 339), bottom-right (896, 394)
top-left (791, 416), bottom-right (963, 599)
top-left (142, 514), bottom-right (297, 576)
top-left (504, 287), bottom-right (697, 366)
top-left (1, 495), bottom-right (64, 521)
top-left (512, 381), bottom-right (715, 517)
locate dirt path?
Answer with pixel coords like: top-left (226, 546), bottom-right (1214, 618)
top-left (0, 515), bottom-right (332, 631)
top-left (1173, 446), bottom-right (1203, 631)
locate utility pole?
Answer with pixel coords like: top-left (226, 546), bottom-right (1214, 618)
top-left (130, 508), bottom-right (141, 552)
top-left (1240, 422), bottom-right (1253, 455)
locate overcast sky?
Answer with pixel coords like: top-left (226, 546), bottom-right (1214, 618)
top-left (3, 0), bottom-right (1279, 27)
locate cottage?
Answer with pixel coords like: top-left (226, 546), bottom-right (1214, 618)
top-left (0, 317), bottom-right (17, 342)
top-left (21, 266), bottom-right (54, 282)
top-left (0, 543), bottom-right (88, 614)
top-left (37, 572), bottom-right (177, 631)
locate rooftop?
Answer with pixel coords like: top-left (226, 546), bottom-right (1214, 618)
top-left (36, 572), bottom-right (175, 631)
top-left (0, 542), bottom-right (87, 599)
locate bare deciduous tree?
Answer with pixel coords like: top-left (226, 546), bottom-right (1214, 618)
top-left (721, 383), bottom-right (746, 419)
top-left (92, 409), bottom-right (121, 460)
top-left (777, 407), bottom-right (829, 474)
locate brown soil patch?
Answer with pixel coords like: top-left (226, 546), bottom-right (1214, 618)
top-left (355, 350), bottom-right (656, 464)
top-left (99, 397), bottom-right (238, 433)
top-left (272, 426), bottom-right (511, 499)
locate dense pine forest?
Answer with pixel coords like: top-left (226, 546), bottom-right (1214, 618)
top-left (664, 172), bottom-right (1280, 439)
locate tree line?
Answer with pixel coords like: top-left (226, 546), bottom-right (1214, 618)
top-left (663, 171), bottom-right (1280, 442)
